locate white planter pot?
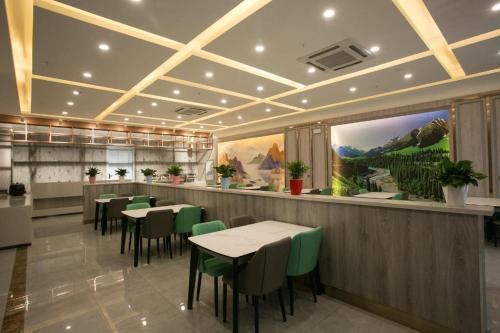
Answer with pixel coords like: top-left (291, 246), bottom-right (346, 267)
top-left (442, 185), bottom-right (469, 207)
top-left (119, 176), bottom-right (125, 182)
top-left (145, 175), bottom-right (153, 184)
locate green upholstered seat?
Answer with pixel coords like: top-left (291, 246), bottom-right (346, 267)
top-left (320, 188), bottom-right (332, 196)
top-left (131, 195), bottom-right (150, 204)
top-left (174, 206), bottom-right (202, 234)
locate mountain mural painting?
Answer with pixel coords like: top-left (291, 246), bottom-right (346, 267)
top-left (331, 110), bottom-right (450, 200)
top-left (218, 134), bottom-right (285, 191)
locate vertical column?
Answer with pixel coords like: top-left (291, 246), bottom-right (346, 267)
top-left (311, 125), bottom-right (328, 189)
top-left (491, 96), bottom-right (500, 197)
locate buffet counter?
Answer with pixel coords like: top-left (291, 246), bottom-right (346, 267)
top-left (0, 194), bottom-right (33, 249)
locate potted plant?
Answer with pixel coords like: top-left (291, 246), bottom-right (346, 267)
top-left (85, 167), bottom-right (100, 184)
top-left (214, 164), bottom-right (236, 190)
top-left (141, 168), bottom-right (157, 184)
top-left (433, 158), bottom-right (486, 207)
top-left (167, 165), bottom-right (183, 185)
top-left (115, 168), bottom-right (128, 182)
top-left (285, 160), bottom-right (309, 195)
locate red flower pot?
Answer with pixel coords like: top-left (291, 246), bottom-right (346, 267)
top-left (89, 176), bottom-right (96, 184)
top-left (289, 179), bottom-right (303, 195)
top-left (171, 175), bottom-right (181, 185)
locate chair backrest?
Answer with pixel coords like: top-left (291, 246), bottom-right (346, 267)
top-left (320, 188), bottom-right (332, 196)
top-left (156, 199), bottom-right (176, 207)
top-left (229, 215), bottom-right (256, 228)
top-left (99, 193), bottom-right (117, 199)
top-left (192, 220), bottom-right (226, 271)
top-left (142, 209), bottom-right (174, 238)
top-left (131, 195), bottom-right (150, 204)
top-left (309, 189), bottom-right (321, 194)
top-left (174, 206), bottom-right (202, 233)
top-left (126, 202), bottom-right (150, 211)
top-left (108, 198), bottom-right (130, 218)
top-left (287, 227), bottom-right (322, 277)
top-left (119, 193), bottom-right (134, 198)
top-left (240, 237), bottom-right (291, 296)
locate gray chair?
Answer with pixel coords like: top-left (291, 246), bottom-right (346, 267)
top-left (141, 209), bottom-right (175, 263)
top-left (229, 215), bottom-right (257, 228)
top-left (156, 199), bottom-right (176, 207)
top-left (223, 237), bottom-right (291, 333)
top-left (107, 198), bottom-right (129, 234)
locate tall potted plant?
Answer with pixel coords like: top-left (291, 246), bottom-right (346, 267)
top-left (85, 167), bottom-right (100, 184)
top-left (167, 165), bottom-right (183, 185)
top-left (115, 168), bottom-right (128, 182)
top-left (285, 160), bottom-right (309, 195)
top-left (214, 164), bottom-right (236, 190)
top-left (141, 168), bottom-right (157, 184)
top-left (433, 158), bottom-right (486, 207)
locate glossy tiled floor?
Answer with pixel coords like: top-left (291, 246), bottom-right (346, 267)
top-left (3, 214), bottom-right (443, 332)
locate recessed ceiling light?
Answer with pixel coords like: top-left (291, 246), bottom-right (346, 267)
top-left (72, 90), bottom-right (80, 96)
top-left (301, 99), bottom-right (308, 104)
top-left (137, 110), bottom-right (143, 114)
top-left (98, 43), bottom-right (110, 51)
top-left (205, 72), bottom-right (213, 78)
top-left (404, 73), bottom-right (413, 79)
top-left (200, 125), bottom-right (204, 129)
top-left (317, 121), bottom-right (321, 124)
top-left (67, 101), bottom-right (74, 106)
top-left (65, 325), bottom-right (71, 330)
top-left (349, 87), bottom-right (357, 92)
top-left (218, 121), bottom-right (223, 124)
top-left (492, 2), bottom-right (500, 11)
top-left (220, 99), bottom-right (227, 104)
top-left (323, 8), bottom-right (335, 19)
top-left (177, 115), bottom-right (182, 119)
top-left (265, 108), bottom-right (271, 112)
top-left (257, 86), bottom-right (264, 91)
top-left (237, 115), bottom-right (243, 120)
top-left (255, 45), bottom-right (265, 53)
top-left (161, 121), bottom-right (166, 125)
top-left (151, 102), bottom-right (157, 107)
top-left (82, 72), bottom-right (92, 78)
top-left (307, 67), bottom-right (316, 73)
top-left (130, 0), bottom-right (141, 3)
top-left (61, 111), bottom-right (68, 115)
top-left (289, 126), bottom-right (294, 129)
top-left (124, 118), bottom-right (129, 121)
top-left (369, 45), bottom-right (380, 53)
top-left (173, 89), bottom-right (180, 95)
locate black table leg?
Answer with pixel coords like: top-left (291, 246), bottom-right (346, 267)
top-left (101, 203), bottom-right (108, 236)
top-left (94, 202), bottom-right (99, 230)
top-left (232, 258), bottom-right (239, 333)
top-left (187, 244), bottom-right (199, 310)
top-left (133, 218), bottom-right (142, 267)
top-left (120, 215), bottom-right (128, 254)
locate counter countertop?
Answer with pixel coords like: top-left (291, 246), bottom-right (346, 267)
top-left (0, 195), bottom-right (32, 209)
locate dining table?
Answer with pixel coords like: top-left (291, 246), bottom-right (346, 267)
top-left (187, 221), bottom-right (313, 333)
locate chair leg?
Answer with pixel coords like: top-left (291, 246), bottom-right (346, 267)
top-left (495, 224), bottom-right (498, 247)
top-left (163, 237), bottom-right (166, 253)
top-left (128, 232), bottom-right (132, 251)
top-left (278, 288), bottom-right (286, 322)
top-left (288, 276), bottom-right (294, 316)
top-left (253, 296), bottom-right (259, 333)
top-left (214, 276), bottom-right (219, 317)
top-left (196, 272), bottom-right (202, 301)
top-left (309, 272), bottom-right (317, 303)
top-left (180, 233), bottom-right (183, 256)
top-left (223, 283), bottom-right (227, 323)
top-left (140, 238), bottom-right (143, 257)
top-left (168, 236), bottom-right (173, 259)
top-left (156, 238), bottom-right (160, 257)
top-left (246, 295), bottom-right (249, 303)
top-left (147, 239), bottom-right (151, 264)
top-left (109, 218), bottom-right (112, 235)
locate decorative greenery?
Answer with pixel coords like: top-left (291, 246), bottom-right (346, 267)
top-left (433, 158), bottom-right (486, 188)
top-left (85, 167), bottom-right (100, 177)
top-left (140, 168), bottom-right (157, 177)
top-left (214, 164), bottom-right (236, 178)
top-left (115, 168), bottom-right (128, 177)
top-left (285, 160), bottom-right (309, 179)
top-left (167, 165), bottom-right (183, 176)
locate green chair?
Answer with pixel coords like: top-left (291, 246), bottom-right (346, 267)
top-left (358, 188), bottom-right (369, 194)
top-left (392, 193), bottom-right (403, 200)
top-left (126, 202), bottom-right (151, 251)
top-left (97, 193), bottom-right (117, 222)
top-left (287, 227), bottom-right (322, 316)
top-left (174, 206), bottom-right (202, 256)
top-left (131, 195), bottom-right (150, 204)
top-left (228, 184), bottom-right (238, 189)
top-left (192, 220), bottom-right (231, 317)
top-left (320, 188), bottom-right (332, 196)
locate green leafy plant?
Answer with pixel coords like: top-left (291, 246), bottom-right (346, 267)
top-left (167, 165), bottom-right (183, 176)
top-left (285, 160), bottom-right (309, 179)
top-left (85, 167), bottom-right (100, 177)
top-left (433, 158), bottom-right (486, 188)
top-left (214, 164), bottom-right (236, 178)
top-left (115, 168), bottom-right (128, 177)
top-left (140, 168), bottom-right (157, 177)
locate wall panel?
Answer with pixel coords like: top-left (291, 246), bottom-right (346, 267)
top-left (491, 96), bottom-right (500, 197)
top-left (297, 127), bottom-right (312, 188)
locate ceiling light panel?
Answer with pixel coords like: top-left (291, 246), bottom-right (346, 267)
top-left (202, 103), bottom-right (297, 126)
top-left (423, 0), bottom-right (500, 43)
top-left (143, 80), bottom-right (249, 108)
top-left (453, 36), bottom-right (500, 75)
top-left (31, 79), bottom-right (121, 118)
top-left (56, 0), bottom-right (242, 43)
top-left (33, 8), bottom-right (175, 89)
top-left (203, 0), bottom-right (427, 84)
top-left (276, 56), bottom-right (448, 108)
top-left (169, 56), bottom-right (292, 98)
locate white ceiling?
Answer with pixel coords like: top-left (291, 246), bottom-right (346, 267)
top-left (1, 0), bottom-right (499, 135)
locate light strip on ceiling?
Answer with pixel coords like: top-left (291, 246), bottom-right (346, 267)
top-left (95, 0), bottom-right (272, 121)
top-left (5, 0), bottom-right (33, 115)
top-left (449, 29), bottom-right (500, 50)
top-left (392, 0), bottom-right (465, 78)
top-left (113, 113), bottom-right (228, 127)
top-left (32, 74), bottom-right (127, 94)
top-left (137, 92), bottom-right (228, 110)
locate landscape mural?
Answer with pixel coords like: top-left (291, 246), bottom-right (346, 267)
top-left (218, 134), bottom-right (285, 190)
top-left (331, 110), bottom-right (449, 200)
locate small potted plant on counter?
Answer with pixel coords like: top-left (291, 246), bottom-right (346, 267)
top-left (141, 168), bottom-right (157, 184)
top-left (285, 160), bottom-right (309, 195)
top-left (167, 165), bottom-right (183, 185)
top-left (85, 167), bottom-right (100, 184)
top-left (115, 168), bottom-right (128, 182)
top-left (214, 164), bottom-right (236, 190)
top-left (434, 157), bottom-right (486, 207)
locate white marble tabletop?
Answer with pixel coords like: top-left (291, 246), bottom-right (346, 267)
top-left (189, 221), bottom-right (313, 259)
top-left (353, 192), bottom-right (399, 199)
top-left (95, 196), bottom-right (154, 204)
top-left (121, 204), bottom-right (195, 219)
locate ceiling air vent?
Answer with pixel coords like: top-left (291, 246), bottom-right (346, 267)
top-left (298, 39), bottom-right (374, 72)
top-left (175, 107), bottom-right (208, 116)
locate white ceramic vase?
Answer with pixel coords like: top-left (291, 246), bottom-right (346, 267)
top-left (119, 176), bottom-right (125, 183)
top-left (442, 185), bottom-right (468, 207)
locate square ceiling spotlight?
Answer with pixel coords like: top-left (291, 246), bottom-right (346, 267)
top-left (204, 0), bottom-right (427, 84)
top-left (203, 103), bottom-right (298, 126)
top-left (33, 8), bottom-right (174, 90)
top-left (276, 56), bottom-right (449, 109)
top-left (454, 36), bottom-right (500, 75)
top-left (31, 79), bottom-right (121, 118)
